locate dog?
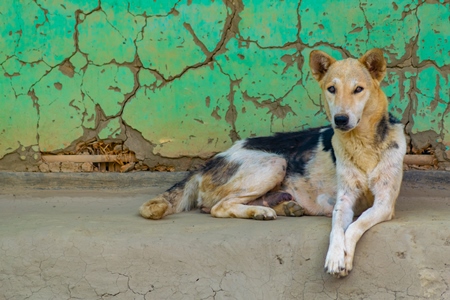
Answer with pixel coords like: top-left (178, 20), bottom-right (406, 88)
top-left (139, 48), bottom-right (406, 278)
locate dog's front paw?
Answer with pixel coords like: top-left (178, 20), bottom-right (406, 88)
top-left (252, 207), bottom-right (277, 220)
top-left (324, 244), bottom-right (349, 278)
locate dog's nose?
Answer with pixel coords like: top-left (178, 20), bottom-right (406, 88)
top-left (334, 114), bottom-right (349, 127)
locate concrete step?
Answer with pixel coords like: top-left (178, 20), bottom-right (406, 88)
top-left (0, 171), bottom-right (449, 299)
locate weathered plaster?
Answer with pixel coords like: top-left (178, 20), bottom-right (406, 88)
top-left (123, 63), bottom-right (233, 158)
top-left (239, 0), bottom-right (299, 47)
top-left (82, 64), bottom-right (136, 117)
top-left (0, 0), bottom-right (449, 170)
top-left (136, 0), bottom-right (229, 79)
top-left (98, 117), bottom-right (124, 140)
top-left (416, 1), bottom-right (449, 67)
top-left (34, 67), bottom-right (85, 151)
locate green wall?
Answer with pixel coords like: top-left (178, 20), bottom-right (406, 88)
top-left (0, 0), bottom-right (449, 171)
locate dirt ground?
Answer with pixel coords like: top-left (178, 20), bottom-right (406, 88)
top-left (0, 171), bottom-right (449, 300)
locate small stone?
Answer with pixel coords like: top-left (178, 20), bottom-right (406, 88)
top-left (39, 163), bottom-right (49, 173)
top-left (120, 162), bottom-right (135, 173)
top-left (81, 162), bottom-right (94, 172)
top-left (445, 149), bottom-right (450, 160)
top-left (61, 162), bottom-right (82, 172)
top-left (48, 162), bottom-right (61, 172)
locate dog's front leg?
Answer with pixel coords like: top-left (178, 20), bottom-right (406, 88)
top-left (324, 189), bottom-right (358, 277)
top-left (342, 165), bottom-right (402, 277)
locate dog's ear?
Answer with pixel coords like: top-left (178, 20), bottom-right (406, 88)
top-left (309, 50), bottom-right (336, 82)
top-left (359, 49), bottom-right (386, 82)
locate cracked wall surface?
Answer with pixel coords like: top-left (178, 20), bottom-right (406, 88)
top-left (0, 0), bottom-right (449, 171)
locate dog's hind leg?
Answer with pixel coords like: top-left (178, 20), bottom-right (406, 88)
top-left (247, 192), bottom-right (305, 217)
top-left (208, 154), bottom-right (288, 220)
top-left (211, 195), bottom-right (278, 220)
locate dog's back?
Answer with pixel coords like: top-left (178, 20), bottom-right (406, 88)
top-left (140, 126), bottom-right (338, 219)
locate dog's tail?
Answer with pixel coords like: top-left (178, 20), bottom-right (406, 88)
top-left (139, 173), bottom-right (200, 220)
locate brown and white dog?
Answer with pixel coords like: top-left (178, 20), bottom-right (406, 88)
top-left (139, 49), bottom-right (406, 278)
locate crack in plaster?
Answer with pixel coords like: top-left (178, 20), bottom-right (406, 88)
top-left (33, 0), bottom-right (49, 28)
top-left (358, 0), bottom-right (371, 49)
top-left (158, 0), bottom-right (239, 83)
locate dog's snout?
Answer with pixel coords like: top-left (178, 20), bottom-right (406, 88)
top-left (334, 115), bottom-right (349, 127)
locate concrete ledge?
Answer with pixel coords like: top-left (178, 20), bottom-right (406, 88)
top-left (0, 170), bottom-right (448, 191)
top-left (0, 171), bottom-right (188, 191)
top-left (0, 171), bottom-right (449, 299)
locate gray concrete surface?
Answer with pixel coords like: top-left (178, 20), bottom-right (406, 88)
top-left (0, 171), bottom-right (449, 300)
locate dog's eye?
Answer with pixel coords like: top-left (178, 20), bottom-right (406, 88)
top-left (327, 86), bottom-right (336, 94)
top-left (354, 86), bottom-right (364, 94)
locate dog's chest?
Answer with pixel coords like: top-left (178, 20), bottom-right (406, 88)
top-left (351, 150), bottom-right (380, 174)
top-left (335, 139), bottom-right (381, 174)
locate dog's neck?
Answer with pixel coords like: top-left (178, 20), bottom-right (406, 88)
top-left (333, 89), bottom-right (389, 173)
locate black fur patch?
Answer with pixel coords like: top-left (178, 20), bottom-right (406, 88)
top-left (376, 114), bottom-right (389, 143)
top-left (167, 175), bottom-right (190, 192)
top-left (201, 156), bottom-right (240, 186)
top-left (378, 113), bottom-right (401, 143)
top-left (321, 127), bottom-right (336, 164)
top-left (388, 142), bottom-right (399, 149)
top-left (388, 113), bottom-right (401, 124)
top-left (243, 127), bottom-right (333, 175)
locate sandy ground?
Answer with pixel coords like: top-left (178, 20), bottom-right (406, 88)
top-left (0, 171), bottom-right (449, 300)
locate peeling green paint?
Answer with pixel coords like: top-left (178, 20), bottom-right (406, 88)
top-left (136, 0), bottom-right (228, 79)
top-left (138, 69), bottom-right (160, 87)
top-left (239, 0), bottom-right (299, 47)
top-left (34, 68), bottom-right (84, 152)
top-left (1, 0), bottom-right (94, 66)
top-left (82, 64), bottom-right (135, 117)
top-left (216, 38), bottom-right (301, 99)
top-left (0, 93), bottom-right (38, 159)
top-left (412, 67), bottom-right (449, 135)
top-left (69, 52), bottom-right (88, 73)
top-left (123, 63), bottom-right (233, 158)
top-left (0, 0), bottom-right (449, 170)
top-left (384, 70), bottom-right (416, 119)
top-left (361, 0), bottom-right (419, 61)
top-left (299, 0), bottom-right (368, 56)
top-left (2, 57), bottom-right (51, 96)
top-left (78, 8), bottom-right (144, 65)
top-left (416, 2), bottom-right (449, 67)
top-left (98, 117), bottom-right (123, 140)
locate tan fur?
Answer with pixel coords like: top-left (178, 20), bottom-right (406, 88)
top-left (139, 48), bottom-right (406, 278)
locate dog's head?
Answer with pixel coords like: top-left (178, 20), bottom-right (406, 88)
top-left (309, 49), bottom-right (386, 132)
